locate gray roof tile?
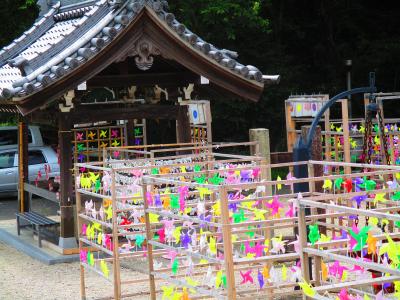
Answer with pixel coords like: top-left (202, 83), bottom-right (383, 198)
top-left (0, 0), bottom-right (272, 101)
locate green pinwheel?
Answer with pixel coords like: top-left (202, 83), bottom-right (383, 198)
top-left (193, 174), bottom-right (206, 184)
top-left (171, 258), bottom-right (179, 275)
top-left (170, 194), bottom-right (180, 209)
top-left (349, 226), bottom-right (370, 251)
top-left (233, 209), bottom-right (246, 223)
top-left (392, 192), bottom-right (400, 201)
top-left (334, 177), bottom-right (344, 190)
top-left (209, 173), bottom-right (224, 185)
top-left (308, 224), bottom-right (320, 245)
top-left (358, 176), bottom-right (376, 191)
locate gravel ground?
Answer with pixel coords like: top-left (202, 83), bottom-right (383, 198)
top-left (0, 239), bottom-right (151, 300)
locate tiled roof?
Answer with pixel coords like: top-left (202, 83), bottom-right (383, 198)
top-left (0, 0), bottom-right (277, 102)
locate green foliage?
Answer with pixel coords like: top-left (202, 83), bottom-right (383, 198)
top-left (0, 1), bottom-right (38, 47)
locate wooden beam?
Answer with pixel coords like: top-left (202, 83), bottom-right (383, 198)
top-left (176, 105), bottom-right (191, 143)
top-left (88, 72), bottom-right (199, 88)
top-left (58, 114), bottom-right (75, 239)
top-left (18, 120), bottom-right (29, 212)
top-left (68, 105), bottom-right (182, 123)
top-left (24, 183), bottom-right (58, 203)
top-left (304, 247), bottom-right (400, 276)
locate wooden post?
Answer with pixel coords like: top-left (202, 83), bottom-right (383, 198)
top-left (220, 187), bottom-right (236, 300)
top-left (297, 201), bottom-right (310, 300)
top-left (58, 114), bottom-right (76, 248)
top-left (111, 170), bottom-right (121, 300)
top-left (176, 105), bottom-right (191, 143)
top-left (18, 120), bottom-right (29, 212)
top-left (341, 99), bottom-right (351, 173)
top-left (143, 181), bottom-right (156, 300)
top-left (378, 98), bottom-right (388, 165)
top-left (285, 101), bottom-right (296, 152)
top-left (324, 108), bottom-right (331, 161)
top-left (249, 128), bottom-right (272, 189)
top-left (301, 125), bottom-right (323, 189)
top-left (74, 165), bottom-right (86, 300)
top-left (204, 101), bottom-right (213, 144)
top-left (126, 120), bottom-right (135, 146)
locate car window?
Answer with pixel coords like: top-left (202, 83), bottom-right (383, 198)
top-left (29, 150), bottom-right (46, 165)
top-left (0, 129), bottom-right (33, 146)
top-left (0, 152), bottom-right (16, 169)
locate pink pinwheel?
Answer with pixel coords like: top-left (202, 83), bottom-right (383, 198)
top-left (157, 228), bottom-right (166, 243)
top-left (328, 261), bottom-right (348, 278)
top-left (131, 169), bottom-right (142, 177)
top-left (286, 172), bottom-right (297, 190)
top-left (80, 249), bottom-right (87, 263)
top-left (76, 132), bottom-right (84, 141)
top-left (349, 265), bottom-right (364, 273)
top-left (81, 223), bottom-right (87, 235)
top-left (252, 168), bottom-right (261, 179)
top-left (146, 192), bottom-right (154, 206)
top-left (338, 288), bottom-right (350, 300)
top-left (165, 250), bottom-right (178, 266)
top-left (266, 196), bottom-right (284, 217)
top-left (285, 202), bottom-right (295, 218)
top-left (289, 235), bottom-right (300, 254)
top-left (111, 129), bottom-right (119, 138)
top-left (85, 200), bottom-right (93, 215)
top-left (226, 174), bottom-right (240, 184)
top-left (240, 270), bottom-right (253, 284)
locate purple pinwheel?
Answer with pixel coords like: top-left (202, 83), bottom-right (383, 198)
top-left (199, 214), bottom-right (211, 228)
top-left (257, 269), bottom-right (264, 289)
top-left (352, 195), bottom-right (368, 207)
top-left (181, 232), bottom-right (192, 249)
top-left (78, 154), bottom-right (85, 163)
top-left (240, 170), bottom-right (252, 182)
top-left (353, 177), bottom-right (363, 192)
top-left (155, 194), bottom-right (162, 207)
top-left (229, 202), bottom-right (238, 212)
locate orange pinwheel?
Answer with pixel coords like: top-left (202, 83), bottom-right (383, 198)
top-left (367, 231), bottom-right (377, 255)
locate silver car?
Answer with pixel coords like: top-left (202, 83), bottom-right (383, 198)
top-left (0, 146), bottom-right (60, 192)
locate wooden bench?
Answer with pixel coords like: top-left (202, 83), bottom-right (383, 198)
top-left (16, 212), bottom-right (59, 248)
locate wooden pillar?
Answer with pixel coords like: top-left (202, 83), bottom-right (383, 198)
top-left (377, 98), bottom-right (388, 165)
top-left (143, 181), bottom-right (156, 300)
top-left (285, 102), bottom-right (296, 152)
top-left (176, 105), bottom-right (191, 143)
top-left (301, 125), bottom-right (323, 187)
top-left (18, 120), bottom-right (29, 212)
top-left (324, 108), bottom-right (331, 161)
top-left (341, 99), bottom-right (351, 173)
top-left (220, 187), bottom-right (236, 300)
top-left (297, 201), bottom-right (310, 300)
top-left (58, 114), bottom-right (76, 248)
top-left (249, 128), bottom-right (272, 190)
top-left (126, 119), bottom-right (135, 146)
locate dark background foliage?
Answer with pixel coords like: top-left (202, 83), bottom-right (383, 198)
top-left (1, 1), bottom-right (400, 150)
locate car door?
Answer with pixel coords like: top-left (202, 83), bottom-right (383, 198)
top-left (28, 150), bottom-right (47, 182)
top-left (0, 151), bottom-right (17, 191)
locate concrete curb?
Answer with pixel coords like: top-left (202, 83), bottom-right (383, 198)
top-left (0, 228), bottom-right (79, 265)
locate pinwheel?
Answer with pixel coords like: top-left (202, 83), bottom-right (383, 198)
top-left (266, 196), bottom-right (283, 217)
top-left (257, 269), bottom-right (264, 289)
top-left (349, 225), bottom-right (370, 251)
top-left (240, 270), bottom-right (253, 284)
top-left (308, 224), bottom-right (320, 245)
top-left (328, 261), bottom-right (348, 278)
